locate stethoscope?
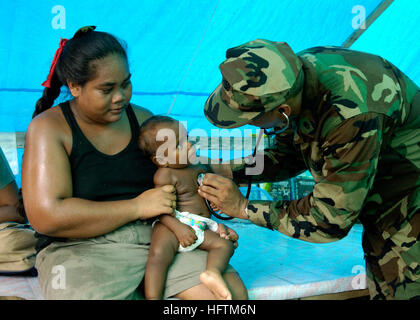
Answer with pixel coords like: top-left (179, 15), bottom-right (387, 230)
top-left (198, 112), bottom-right (290, 220)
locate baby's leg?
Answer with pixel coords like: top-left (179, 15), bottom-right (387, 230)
top-left (198, 230), bottom-right (235, 300)
top-left (145, 222), bottom-right (179, 300)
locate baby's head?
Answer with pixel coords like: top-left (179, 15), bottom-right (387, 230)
top-left (138, 115), bottom-right (196, 168)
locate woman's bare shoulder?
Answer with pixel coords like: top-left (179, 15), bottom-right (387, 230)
top-left (26, 105), bottom-right (71, 144)
top-left (131, 103), bottom-right (153, 126)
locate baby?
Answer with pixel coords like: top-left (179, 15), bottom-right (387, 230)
top-left (138, 115), bottom-right (243, 300)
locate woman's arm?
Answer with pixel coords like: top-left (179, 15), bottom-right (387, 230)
top-left (22, 113), bottom-right (175, 239)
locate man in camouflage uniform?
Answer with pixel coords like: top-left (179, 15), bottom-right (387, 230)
top-left (201, 39), bottom-right (420, 299)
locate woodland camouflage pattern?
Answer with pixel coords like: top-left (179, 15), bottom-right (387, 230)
top-left (205, 40), bottom-right (420, 299)
top-left (204, 39), bottom-right (303, 128)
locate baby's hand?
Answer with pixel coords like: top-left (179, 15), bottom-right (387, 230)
top-left (217, 224), bottom-right (239, 248)
top-left (173, 223), bottom-right (198, 248)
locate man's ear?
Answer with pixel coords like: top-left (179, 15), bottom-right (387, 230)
top-left (277, 104), bottom-right (291, 116)
top-left (67, 81), bottom-right (81, 98)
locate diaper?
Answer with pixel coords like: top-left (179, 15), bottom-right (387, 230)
top-left (174, 210), bottom-right (218, 252)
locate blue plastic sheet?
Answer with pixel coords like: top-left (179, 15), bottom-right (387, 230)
top-left (1, 0), bottom-right (419, 184)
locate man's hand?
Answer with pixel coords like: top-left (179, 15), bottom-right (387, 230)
top-left (198, 173), bottom-right (248, 220)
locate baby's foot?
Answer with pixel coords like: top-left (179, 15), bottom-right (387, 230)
top-left (200, 270), bottom-right (232, 300)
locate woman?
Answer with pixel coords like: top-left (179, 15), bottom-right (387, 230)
top-left (22, 26), bottom-right (246, 300)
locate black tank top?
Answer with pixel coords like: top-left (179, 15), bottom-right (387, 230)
top-left (61, 101), bottom-right (156, 201)
top-left (35, 101), bottom-right (156, 251)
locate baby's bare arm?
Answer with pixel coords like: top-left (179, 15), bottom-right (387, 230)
top-left (159, 214), bottom-right (184, 233)
top-left (159, 215), bottom-right (197, 248)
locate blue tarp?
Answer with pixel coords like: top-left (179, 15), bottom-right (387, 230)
top-left (1, 0), bottom-right (419, 133)
top-left (0, 2), bottom-right (415, 298)
top-left (0, 0), bottom-right (419, 185)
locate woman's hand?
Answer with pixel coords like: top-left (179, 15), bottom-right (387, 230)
top-left (198, 173), bottom-right (248, 220)
top-left (135, 185), bottom-right (177, 220)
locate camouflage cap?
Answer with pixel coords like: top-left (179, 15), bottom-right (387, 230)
top-left (204, 39), bottom-right (303, 128)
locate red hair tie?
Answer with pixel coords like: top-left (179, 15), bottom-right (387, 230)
top-left (41, 37), bottom-right (68, 88)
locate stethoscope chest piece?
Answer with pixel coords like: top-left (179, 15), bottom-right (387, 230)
top-left (197, 173), bottom-right (205, 187)
top-left (196, 172), bottom-right (234, 220)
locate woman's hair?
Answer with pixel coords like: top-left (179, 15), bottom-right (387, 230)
top-left (33, 28), bottom-right (128, 118)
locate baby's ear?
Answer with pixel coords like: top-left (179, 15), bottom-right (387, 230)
top-left (152, 155), bottom-right (168, 167)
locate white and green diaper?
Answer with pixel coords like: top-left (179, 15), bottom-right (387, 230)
top-left (174, 210), bottom-right (219, 252)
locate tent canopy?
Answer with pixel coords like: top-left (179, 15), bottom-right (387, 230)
top-left (0, 0), bottom-right (419, 134)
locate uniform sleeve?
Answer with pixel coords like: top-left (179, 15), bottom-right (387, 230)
top-left (232, 127), bottom-right (307, 184)
top-left (0, 146), bottom-right (15, 190)
top-left (246, 113), bottom-right (390, 243)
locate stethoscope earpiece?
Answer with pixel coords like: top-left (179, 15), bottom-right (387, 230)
top-left (263, 112), bottom-right (289, 136)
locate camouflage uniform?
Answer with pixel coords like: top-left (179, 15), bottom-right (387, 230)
top-left (204, 39), bottom-right (420, 299)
